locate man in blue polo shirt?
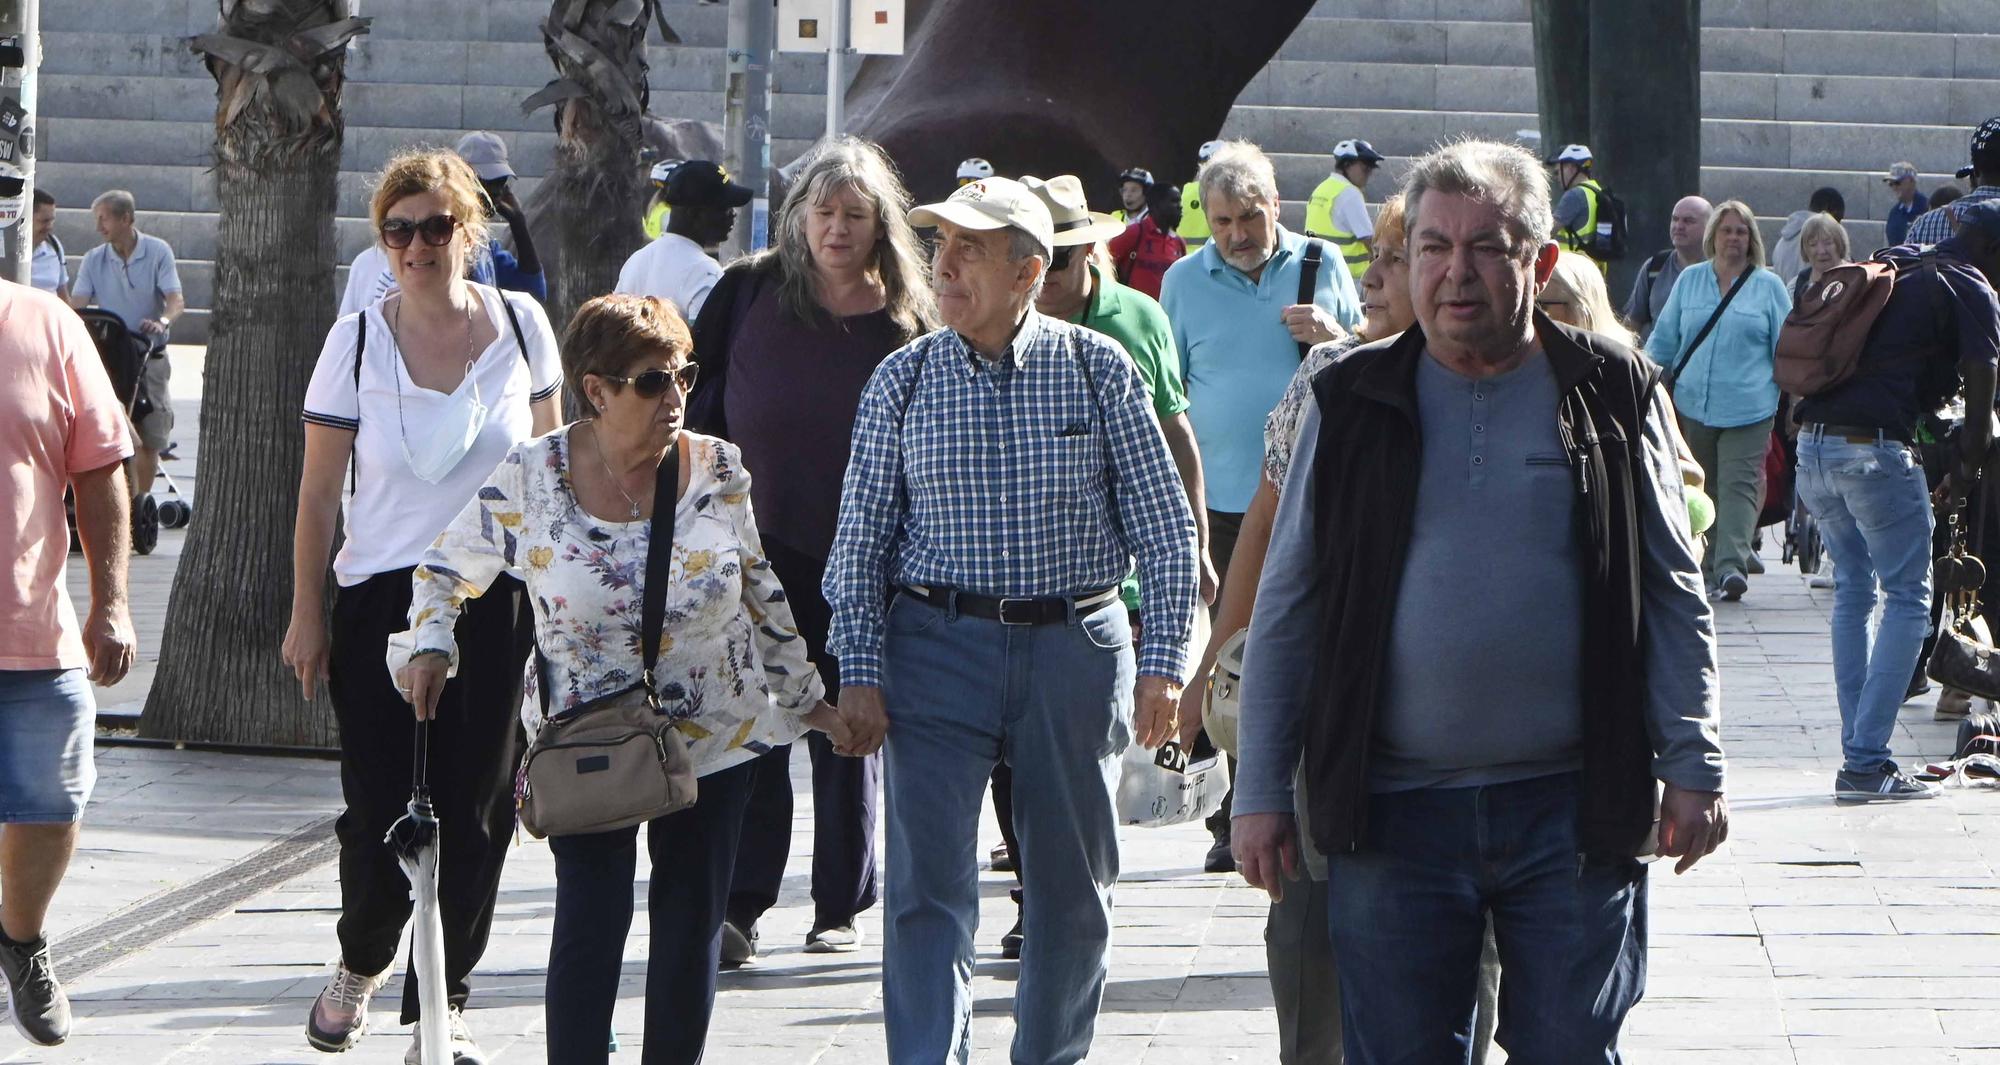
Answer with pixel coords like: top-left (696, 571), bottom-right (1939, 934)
top-left (71, 189), bottom-right (183, 502)
top-left (1158, 139), bottom-right (1360, 872)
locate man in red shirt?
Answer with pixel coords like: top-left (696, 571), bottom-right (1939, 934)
top-left (1108, 183), bottom-right (1188, 300)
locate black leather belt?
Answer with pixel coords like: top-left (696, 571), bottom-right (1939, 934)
top-left (1804, 422), bottom-right (1912, 445)
top-left (899, 584), bottom-right (1120, 626)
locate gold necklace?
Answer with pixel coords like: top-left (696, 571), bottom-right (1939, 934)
top-left (590, 422), bottom-right (643, 519)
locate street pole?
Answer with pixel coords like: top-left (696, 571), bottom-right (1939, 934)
top-left (0, 0), bottom-right (38, 285)
top-left (825, 0), bottom-right (849, 137)
top-left (723, 0), bottom-right (773, 257)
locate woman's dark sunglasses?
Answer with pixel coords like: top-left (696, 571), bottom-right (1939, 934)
top-left (380, 213), bottom-right (461, 249)
top-left (599, 364), bottom-right (699, 398)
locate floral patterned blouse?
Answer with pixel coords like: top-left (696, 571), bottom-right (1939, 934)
top-left (392, 428), bottom-right (824, 778)
top-left (1262, 335), bottom-right (1362, 491)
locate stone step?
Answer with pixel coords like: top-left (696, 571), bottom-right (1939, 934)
top-left (42, 0), bottom-right (729, 47)
top-left (1283, 19), bottom-right (2000, 79)
top-left (1306, 0), bottom-right (1987, 33)
top-left (39, 78), bottom-right (816, 140)
top-left (41, 32), bottom-right (831, 96)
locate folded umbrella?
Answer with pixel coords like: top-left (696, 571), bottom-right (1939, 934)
top-left (386, 718), bottom-right (451, 1065)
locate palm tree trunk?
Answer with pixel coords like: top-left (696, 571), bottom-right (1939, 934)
top-left (140, 0), bottom-right (368, 745)
top-left (522, 0), bottom-right (660, 347)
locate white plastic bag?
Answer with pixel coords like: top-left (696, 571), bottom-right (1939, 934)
top-left (1116, 740), bottom-right (1230, 828)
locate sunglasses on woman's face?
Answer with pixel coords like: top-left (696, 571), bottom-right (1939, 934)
top-left (599, 364), bottom-right (699, 399)
top-left (380, 213), bottom-right (461, 249)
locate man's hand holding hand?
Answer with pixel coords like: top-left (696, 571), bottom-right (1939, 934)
top-left (834, 685), bottom-right (889, 757)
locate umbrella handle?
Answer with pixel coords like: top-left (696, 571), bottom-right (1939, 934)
top-left (411, 715), bottom-right (432, 796)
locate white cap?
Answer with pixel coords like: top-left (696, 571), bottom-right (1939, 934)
top-left (909, 177), bottom-right (1055, 258)
top-left (1198, 140), bottom-right (1224, 162)
top-left (956, 157), bottom-right (994, 181)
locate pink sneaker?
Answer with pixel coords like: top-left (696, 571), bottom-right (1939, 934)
top-left (306, 961), bottom-right (388, 1052)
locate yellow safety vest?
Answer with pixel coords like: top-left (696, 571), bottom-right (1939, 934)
top-left (1559, 179), bottom-right (1603, 255)
top-left (1303, 173), bottom-right (1371, 279)
top-left (644, 201), bottom-right (670, 241)
top-left (1178, 183), bottom-right (1209, 245)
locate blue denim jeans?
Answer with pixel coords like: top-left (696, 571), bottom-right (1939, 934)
top-left (1326, 773), bottom-right (1648, 1064)
top-left (879, 592), bottom-right (1134, 1065)
top-left (1795, 435), bottom-right (1934, 771)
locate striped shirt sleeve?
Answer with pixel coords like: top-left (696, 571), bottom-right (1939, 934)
top-left (301, 314), bottom-right (363, 431)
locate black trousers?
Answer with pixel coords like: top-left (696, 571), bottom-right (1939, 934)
top-left (327, 568), bottom-right (532, 1023)
top-left (726, 536), bottom-right (881, 931)
top-left (545, 759), bottom-right (756, 1065)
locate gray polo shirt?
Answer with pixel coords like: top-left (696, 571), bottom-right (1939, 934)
top-left (1233, 345), bottom-right (1724, 815)
top-left (73, 231), bottom-right (182, 340)
top-left (1623, 251), bottom-right (1691, 342)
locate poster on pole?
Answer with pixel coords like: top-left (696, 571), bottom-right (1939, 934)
top-left (777, 0), bottom-right (905, 55)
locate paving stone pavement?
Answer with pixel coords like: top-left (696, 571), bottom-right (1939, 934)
top-left (17, 350), bottom-right (2000, 1062)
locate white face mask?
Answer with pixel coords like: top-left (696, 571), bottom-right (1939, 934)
top-left (401, 360), bottom-right (488, 484)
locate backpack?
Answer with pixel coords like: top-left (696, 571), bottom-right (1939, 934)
top-left (1574, 180), bottom-right (1629, 262)
top-left (1772, 253), bottom-right (1937, 397)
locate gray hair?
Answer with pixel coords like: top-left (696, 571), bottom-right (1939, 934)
top-left (92, 189), bottom-right (136, 220)
top-left (1799, 210), bottom-right (1849, 264)
top-left (756, 136), bottom-right (936, 338)
top-left (1197, 140), bottom-right (1280, 208)
top-left (1400, 139), bottom-right (1554, 256)
top-left (1005, 226), bottom-right (1048, 301)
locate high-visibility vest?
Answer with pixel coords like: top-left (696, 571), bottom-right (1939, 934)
top-left (644, 201), bottom-right (670, 241)
top-left (1558, 178), bottom-right (1603, 255)
top-left (1178, 183), bottom-right (1209, 245)
top-left (1304, 173), bottom-right (1371, 279)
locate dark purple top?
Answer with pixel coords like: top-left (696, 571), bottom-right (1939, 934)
top-left (723, 282), bottom-right (906, 560)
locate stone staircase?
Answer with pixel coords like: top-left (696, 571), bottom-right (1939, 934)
top-left (37, 0), bottom-right (2000, 342)
top-left (37, 0), bottom-right (829, 343)
top-left (1235, 0), bottom-right (2000, 257)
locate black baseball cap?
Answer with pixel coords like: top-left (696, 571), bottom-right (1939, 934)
top-left (1960, 117), bottom-right (2000, 180)
top-left (664, 160), bottom-right (754, 208)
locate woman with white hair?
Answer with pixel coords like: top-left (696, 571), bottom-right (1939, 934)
top-left (1645, 199), bottom-right (1793, 601)
top-left (686, 135), bottom-right (936, 962)
top-left (1795, 211), bottom-right (1852, 302)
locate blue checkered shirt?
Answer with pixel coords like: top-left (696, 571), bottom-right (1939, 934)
top-left (824, 312), bottom-right (1201, 686)
top-left (1906, 186), bottom-right (2000, 245)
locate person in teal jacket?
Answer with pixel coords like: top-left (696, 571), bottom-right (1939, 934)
top-left (1644, 198), bottom-right (1793, 601)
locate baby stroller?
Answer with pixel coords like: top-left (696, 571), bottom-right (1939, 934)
top-left (71, 308), bottom-right (191, 555)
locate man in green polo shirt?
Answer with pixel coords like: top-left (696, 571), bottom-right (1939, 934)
top-left (1025, 175), bottom-right (1216, 610)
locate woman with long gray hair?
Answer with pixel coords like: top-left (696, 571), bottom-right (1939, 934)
top-left (686, 134), bottom-right (936, 963)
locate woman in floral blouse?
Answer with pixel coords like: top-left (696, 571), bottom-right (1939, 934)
top-left (393, 294), bottom-right (846, 1065)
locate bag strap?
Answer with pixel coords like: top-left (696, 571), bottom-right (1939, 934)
top-left (1667, 267), bottom-right (1752, 385)
top-left (348, 317), bottom-right (367, 495)
top-left (1295, 240), bottom-right (1325, 360)
top-left (638, 438), bottom-right (682, 697)
top-left (498, 290), bottom-right (531, 369)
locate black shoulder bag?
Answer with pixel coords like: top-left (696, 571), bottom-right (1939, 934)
top-left (1665, 267), bottom-right (1751, 392)
top-left (517, 438), bottom-right (698, 838)
top-left (1295, 239), bottom-right (1326, 359)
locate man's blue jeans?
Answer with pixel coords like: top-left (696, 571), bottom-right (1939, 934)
top-left (1326, 773), bottom-right (1648, 1064)
top-left (879, 592), bottom-right (1134, 1065)
top-left (1795, 434), bottom-right (1934, 771)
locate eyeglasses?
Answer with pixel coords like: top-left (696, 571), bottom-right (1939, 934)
top-left (596, 364), bottom-right (699, 398)
top-left (380, 214), bottom-right (461, 249)
top-left (1536, 299), bottom-right (1571, 311)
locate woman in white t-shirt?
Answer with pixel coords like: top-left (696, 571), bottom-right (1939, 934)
top-left (281, 149), bottom-right (562, 1063)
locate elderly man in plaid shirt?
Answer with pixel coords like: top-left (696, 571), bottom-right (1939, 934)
top-left (824, 176), bottom-right (1200, 1065)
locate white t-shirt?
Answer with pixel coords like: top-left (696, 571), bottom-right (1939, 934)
top-left (338, 245), bottom-right (395, 319)
top-left (302, 283), bottom-right (563, 586)
top-left (1332, 186), bottom-right (1374, 241)
top-left (614, 232), bottom-right (722, 322)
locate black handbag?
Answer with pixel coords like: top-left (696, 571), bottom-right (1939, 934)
top-left (1928, 486), bottom-right (2000, 703)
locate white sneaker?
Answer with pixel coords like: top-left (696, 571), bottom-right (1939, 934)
top-left (306, 961), bottom-right (389, 1052)
top-left (405, 1007), bottom-right (485, 1065)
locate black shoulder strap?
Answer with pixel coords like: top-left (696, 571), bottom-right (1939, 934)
top-left (1296, 240), bottom-right (1325, 359)
top-left (348, 316), bottom-right (367, 495)
top-left (1645, 248), bottom-right (1672, 279)
top-left (498, 291), bottom-right (531, 367)
top-left (1667, 268), bottom-right (1752, 385)
top-left (639, 438), bottom-right (681, 694)
top-left (47, 232), bottom-right (63, 262)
